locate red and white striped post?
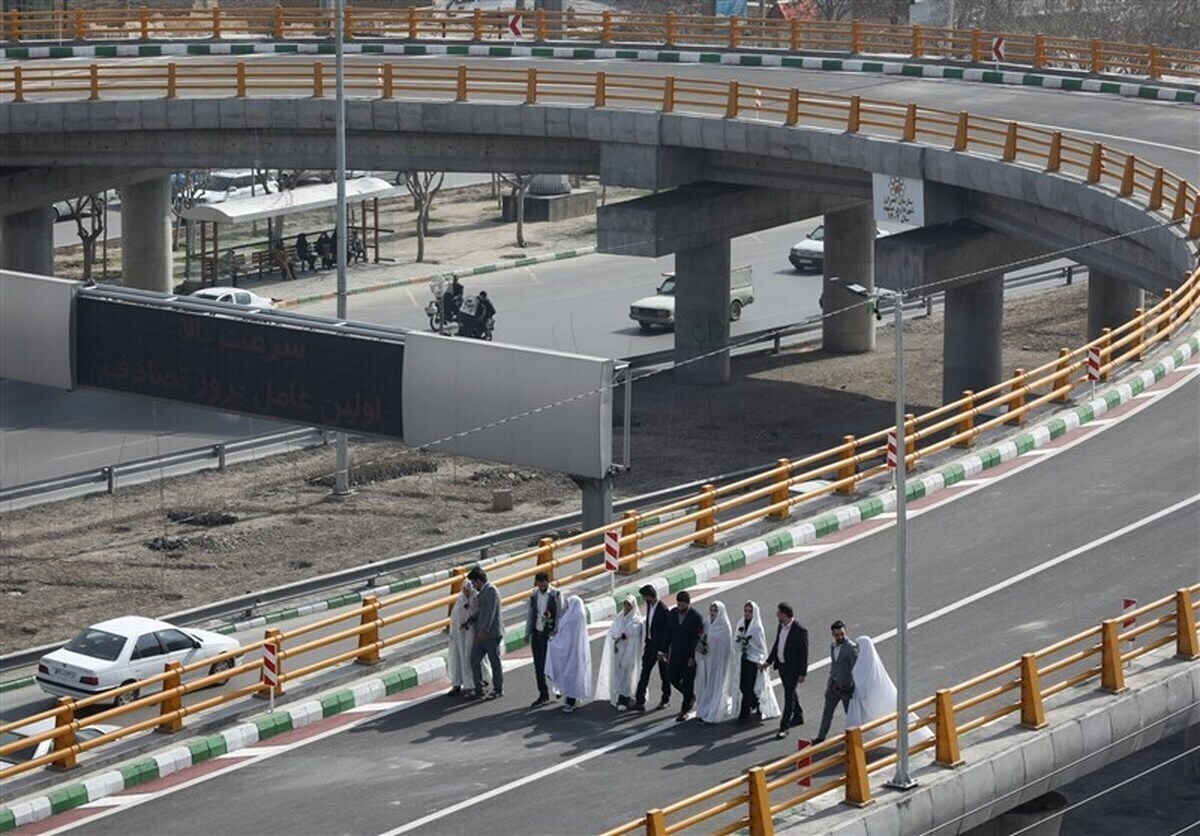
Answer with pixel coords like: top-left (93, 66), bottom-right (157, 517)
top-left (604, 529), bottom-right (620, 593)
top-left (795, 738), bottom-right (812, 787)
top-left (262, 636), bottom-right (280, 712)
top-left (886, 431), bottom-right (898, 470)
top-left (1087, 346), bottom-right (1101, 383)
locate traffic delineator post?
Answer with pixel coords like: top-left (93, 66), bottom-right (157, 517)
top-left (1087, 346), bottom-right (1101, 383)
top-left (885, 432), bottom-right (898, 469)
top-left (795, 739), bottom-right (812, 787)
top-left (603, 529), bottom-right (619, 592)
top-left (260, 628), bottom-right (283, 710)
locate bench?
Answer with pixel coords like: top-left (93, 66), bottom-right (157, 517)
top-left (250, 247), bottom-right (299, 280)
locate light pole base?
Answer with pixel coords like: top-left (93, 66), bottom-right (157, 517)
top-left (884, 775), bottom-right (918, 792)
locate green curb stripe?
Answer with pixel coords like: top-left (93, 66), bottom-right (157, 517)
top-left (1022, 74), bottom-right (1045, 86)
top-left (1015, 433), bottom-right (1036, 455)
top-left (47, 785), bottom-right (88, 816)
top-left (5, 47), bottom-right (30, 58)
top-left (700, 52), bottom-right (721, 63)
top-left (812, 513), bottom-right (839, 537)
top-left (531, 46), bottom-right (554, 57)
top-left (187, 735), bottom-right (228, 763)
top-left (717, 548), bottom-right (745, 574)
top-left (383, 665), bottom-right (419, 695)
top-left (979, 448), bottom-right (1002, 469)
top-left (573, 48), bottom-right (595, 59)
top-left (861, 61), bottom-right (883, 72)
top-left (1100, 81), bottom-right (1121, 94)
top-left (119, 758), bottom-right (160, 788)
top-left (657, 51), bottom-right (680, 62)
top-left (1047, 417), bottom-right (1068, 438)
top-left (320, 689), bottom-right (355, 717)
top-left (738, 55), bottom-right (763, 67)
top-left (231, 43), bottom-right (255, 55)
top-left (901, 64), bottom-right (923, 77)
top-left (1076, 403), bottom-right (1095, 423)
top-left (362, 44), bottom-right (383, 54)
top-left (137, 45), bottom-right (162, 57)
top-left (488, 46), bottom-right (512, 57)
top-left (254, 711), bottom-right (293, 740)
top-left (0, 675), bottom-right (34, 693)
top-left (404, 44), bottom-right (428, 55)
top-left (1, 808), bottom-right (15, 832)
top-left (186, 44), bottom-right (211, 55)
top-left (763, 530), bottom-right (793, 555)
top-left (665, 566), bottom-right (696, 592)
top-left (943, 67), bottom-right (965, 79)
top-left (1063, 78), bottom-right (1083, 90)
top-left (274, 43), bottom-right (298, 53)
top-left (857, 495), bottom-right (886, 519)
top-left (821, 58), bottom-right (842, 71)
top-left (906, 480), bottom-right (927, 501)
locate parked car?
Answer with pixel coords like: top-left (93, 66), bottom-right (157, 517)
top-left (629, 267), bottom-right (754, 331)
top-left (1, 717), bottom-right (119, 767)
top-left (787, 225), bottom-right (891, 273)
top-left (36, 616), bottom-right (241, 706)
top-left (190, 286), bottom-right (278, 309)
top-left (194, 170), bottom-right (279, 204)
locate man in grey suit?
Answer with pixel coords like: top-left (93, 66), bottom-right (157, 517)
top-left (813, 620), bottom-right (858, 744)
top-left (466, 567), bottom-right (504, 701)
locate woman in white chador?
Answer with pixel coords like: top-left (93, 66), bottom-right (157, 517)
top-left (729, 601), bottom-right (782, 724)
top-left (545, 595), bottom-right (594, 713)
top-left (846, 636), bottom-right (933, 744)
top-left (595, 594), bottom-right (644, 710)
top-left (447, 583), bottom-right (488, 696)
top-left (693, 601), bottom-right (734, 723)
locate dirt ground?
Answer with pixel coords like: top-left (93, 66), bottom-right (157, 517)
top-left (0, 284), bottom-right (1090, 649)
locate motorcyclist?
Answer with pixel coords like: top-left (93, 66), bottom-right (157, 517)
top-left (456, 294), bottom-right (482, 338)
top-left (475, 290), bottom-right (496, 337)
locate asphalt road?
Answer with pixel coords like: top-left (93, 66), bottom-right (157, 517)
top-left (63, 370), bottom-right (1199, 835)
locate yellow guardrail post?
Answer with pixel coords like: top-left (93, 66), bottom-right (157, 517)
top-left (471, 8), bottom-right (482, 42)
top-left (1019, 653), bottom-right (1047, 729)
top-left (952, 111), bottom-right (969, 151)
top-left (138, 8), bottom-right (149, 41)
top-left (904, 413), bottom-right (916, 469)
top-left (768, 457), bottom-right (791, 520)
top-left (790, 17), bottom-right (802, 51)
top-left (746, 766), bottom-right (774, 835)
top-left (1119, 154), bottom-right (1136, 197)
top-left (1189, 196), bottom-right (1200, 240)
top-left (1006, 368), bottom-right (1026, 425)
top-left (970, 28), bottom-right (983, 63)
top-left (1002, 122), bottom-right (1018, 162)
top-left (88, 63), bottom-right (99, 101)
top-left (836, 435), bottom-right (857, 495)
top-left (934, 689), bottom-right (963, 767)
top-left (728, 16), bottom-right (740, 50)
top-left (664, 13), bottom-right (676, 46)
top-left (166, 62), bottom-right (177, 99)
top-left (406, 6), bottom-right (418, 40)
top-left (382, 62), bottom-right (394, 98)
top-left (693, 484), bottom-right (716, 547)
top-left (662, 75), bottom-right (676, 112)
top-left (725, 80), bottom-right (740, 118)
top-left (12, 65), bottom-right (24, 103)
top-left (356, 594), bottom-right (383, 665)
top-left (600, 10), bottom-right (612, 44)
top-left (785, 87), bottom-right (800, 126)
top-left (49, 698), bottom-right (78, 771)
top-left (1046, 131), bottom-right (1063, 172)
top-left (1171, 181), bottom-right (1188, 223)
top-left (535, 9), bottom-right (547, 42)
top-left (846, 95), bottom-right (861, 133)
top-left (849, 19), bottom-right (862, 53)
top-left (312, 62), bottom-right (324, 98)
top-left (1133, 307), bottom-right (1146, 359)
top-left (344, 6), bottom-right (354, 39)
top-left (1158, 289), bottom-right (1173, 336)
top-left (5, 10), bottom-right (19, 43)
top-left (1148, 46), bottom-right (1162, 79)
top-left (525, 66), bottom-right (538, 104)
top-left (911, 24), bottom-right (923, 58)
top-left (1090, 38), bottom-right (1103, 74)
top-left (157, 661), bottom-right (185, 733)
top-left (537, 536), bottom-right (556, 579)
top-left (236, 62), bottom-right (247, 98)
top-left (901, 103), bottom-right (916, 142)
top-left (1086, 143), bottom-right (1104, 184)
top-left (1100, 619), bottom-right (1127, 693)
top-left (211, 7), bottom-right (222, 40)
top-left (1051, 348), bottom-right (1071, 401)
top-left (1149, 167), bottom-right (1165, 210)
top-left (645, 809), bottom-right (667, 835)
top-left (1176, 589), bottom-right (1199, 659)
top-left (954, 392), bottom-right (975, 447)
top-left (620, 511), bottom-right (639, 573)
top-left (455, 65), bottom-right (467, 101)
top-left (273, 4), bottom-right (285, 40)
top-left (594, 71), bottom-right (606, 107)
top-left (1099, 328), bottom-right (1112, 380)
top-left (843, 726), bottom-right (873, 807)
top-left (73, 9), bottom-right (84, 42)
top-left (1033, 33), bottom-right (1045, 68)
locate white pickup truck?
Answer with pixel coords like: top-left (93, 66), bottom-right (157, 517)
top-left (629, 267), bottom-right (754, 331)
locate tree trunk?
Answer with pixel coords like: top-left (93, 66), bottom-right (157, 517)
top-left (514, 183), bottom-right (527, 248)
top-left (80, 238), bottom-right (96, 281)
top-left (416, 205), bottom-right (428, 263)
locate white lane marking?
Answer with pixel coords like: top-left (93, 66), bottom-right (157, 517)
top-left (378, 719), bottom-right (679, 835)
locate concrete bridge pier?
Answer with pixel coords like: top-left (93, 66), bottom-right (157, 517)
top-left (575, 473), bottom-right (614, 567)
top-left (944, 273), bottom-right (1004, 404)
top-left (118, 175), bottom-right (173, 293)
top-left (674, 240), bottom-right (732, 385)
top-left (0, 206), bottom-right (55, 276)
top-left (1087, 270), bottom-right (1144, 340)
top-left (822, 202), bottom-right (876, 353)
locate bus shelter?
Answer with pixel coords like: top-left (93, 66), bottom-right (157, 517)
top-left (182, 176), bottom-right (404, 285)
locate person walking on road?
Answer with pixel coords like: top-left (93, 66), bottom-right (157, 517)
top-left (465, 567), bottom-right (503, 701)
top-left (545, 595), bottom-right (593, 713)
top-left (730, 601), bottom-right (780, 725)
top-left (693, 601), bottom-right (733, 724)
top-left (813, 620), bottom-right (858, 744)
top-left (762, 602), bottom-right (808, 739)
top-left (596, 593), bottom-right (644, 710)
top-left (447, 581), bottom-right (488, 696)
top-left (526, 571), bottom-right (563, 707)
top-left (633, 584), bottom-right (671, 712)
top-left (666, 590), bottom-right (705, 722)
top-left (845, 636), bottom-right (934, 745)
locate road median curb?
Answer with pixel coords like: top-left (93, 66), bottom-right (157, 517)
top-left (5, 327), bottom-right (1195, 833)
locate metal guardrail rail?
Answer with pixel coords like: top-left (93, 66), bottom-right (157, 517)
top-left (1, 7), bottom-right (1197, 83)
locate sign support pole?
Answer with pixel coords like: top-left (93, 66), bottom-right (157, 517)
top-left (332, 0), bottom-right (352, 498)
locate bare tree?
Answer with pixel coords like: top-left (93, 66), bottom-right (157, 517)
top-left (64, 194), bottom-right (106, 281)
top-left (401, 171), bottom-right (445, 263)
top-left (499, 173), bottom-right (534, 248)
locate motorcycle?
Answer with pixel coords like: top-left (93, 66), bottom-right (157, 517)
top-left (424, 281), bottom-right (494, 339)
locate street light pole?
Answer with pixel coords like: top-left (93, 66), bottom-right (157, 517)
top-left (885, 289), bottom-right (916, 791)
top-left (331, 0), bottom-right (351, 498)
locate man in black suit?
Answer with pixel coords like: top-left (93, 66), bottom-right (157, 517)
top-left (633, 584), bottom-right (671, 712)
top-left (526, 571), bottom-right (563, 708)
top-left (665, 590), bottom-right (705, 721)
top-left (763, 601), bottom-right (809, 739)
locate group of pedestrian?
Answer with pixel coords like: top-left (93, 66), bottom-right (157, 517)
top-left (291, 230), bottom-right (366, 276)
top-left (447, 574), bottom-right (924, 747)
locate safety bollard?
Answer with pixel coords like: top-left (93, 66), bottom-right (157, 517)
top-left (1006, 369), bottom-right (1027, 425)
top-left (746, 766), bottom-right (773, 836)
top-left (537, 537), bottom-right (556, 579)
top-left (1119, 154), bottom-right (1136, 197)
top-left (1099, 619), bottom-right (1126, 694)
top-left (157, 661), bottom-right (185, 733)
top-left (836, 435), bottom-right (857, 495)
top-left (49, 697), bottom-right (78, 771)
top-left (1019, 653), bottom-right (1048, 729)
top-left (1176, 589), bottom-right (1199, 660)
top-left (355, 595), bottom-right (382, 666)
top-left (619, 511), bottom-right (639, 574)
top-left (767, 458), bottom-right (790, 520)
top-left (934, 690), bottom-right (963, 767)
top-left (693, 484), bottom-right (716, 547)
top-left (843, 726), bottom-right (873, 807)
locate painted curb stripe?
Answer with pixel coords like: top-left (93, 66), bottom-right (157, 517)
top-left (2, 331), bottom-right (1196, 831)
top-left (2, 41), bottom-right (1195, 105)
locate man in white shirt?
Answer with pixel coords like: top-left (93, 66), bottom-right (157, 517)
top-left (525, 571), bottom-right (562, 707)
top-left (763, 601), bottom-right (809, 739)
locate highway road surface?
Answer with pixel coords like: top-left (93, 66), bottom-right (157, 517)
top-left (46, 364), bottom-right (1198, 835)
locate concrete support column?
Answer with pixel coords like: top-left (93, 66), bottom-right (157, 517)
top-left (943, 274), bottom-right (1004, 404)
top-left (674, 240), bottom-right (731, 385)
top-left (0, 207), bottom-right (55, 276)
top-left (575, 474), bottom-right (614, 567)
top-left (822, 202), bottom-right (876, 353)
top-left (1087, 270), bottom-right (1144, 340)
top-left (119, 175), bottom-right (173, 293)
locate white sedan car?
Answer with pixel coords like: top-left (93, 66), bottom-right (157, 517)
top-left (36, 616), bottom-right (241, 706)
top-left (1, 717), bottom-right (119, 766)
top-left (788, 224), bottom-right (891, 273)
top-left (189, 286), bottom-right (277, 309)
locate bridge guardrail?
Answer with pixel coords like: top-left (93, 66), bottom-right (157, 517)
top-left (604, 585), bottom-right (1200, 835)
top-left (1, 67), bottom-right (1198, 782)
top-left (1, 7), bottom-right (1197, 83)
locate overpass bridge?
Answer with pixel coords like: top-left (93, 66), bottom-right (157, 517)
top-left (0, 12), bottom-right (1198, 835)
